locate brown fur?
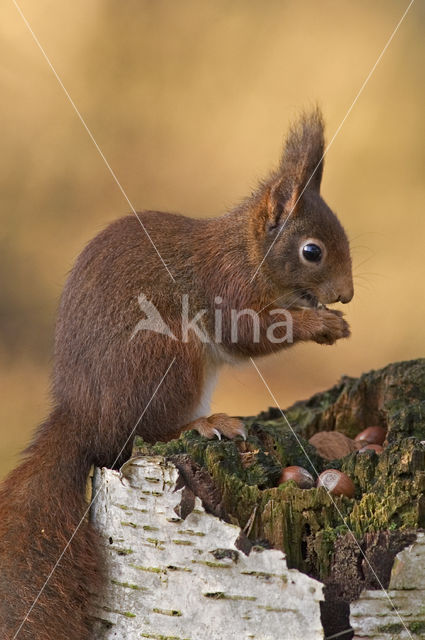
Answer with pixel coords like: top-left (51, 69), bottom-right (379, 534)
top-left (0, 109), bottom-right (353, 638)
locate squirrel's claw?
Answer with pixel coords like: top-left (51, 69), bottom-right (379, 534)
top-left (190, 414), bottom-right (246, 440)
top-left (237, 427), bottom-right (247, 441)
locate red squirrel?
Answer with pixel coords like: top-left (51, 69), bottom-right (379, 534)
top-left (0, 109), bottom-right (353, 639)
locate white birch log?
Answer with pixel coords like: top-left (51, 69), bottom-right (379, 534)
top-left (89, 455), bottom-right (324, 640)
top-left (351, 532), bottom-right (425, 639)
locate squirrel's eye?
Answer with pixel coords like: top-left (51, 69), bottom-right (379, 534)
top-left (302, 243), bottom-right (322, 263)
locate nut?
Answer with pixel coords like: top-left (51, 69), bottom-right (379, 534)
top-left (278, 466), bottom-right (315, 489)
top-left (354, 426), bottom-right (386, 446)
top-left (317, 469), bottom-right (355, 498)
top-left (358, 443), bottom-right (383, 454)
top-left (309, 431), bottom-right (358, 460)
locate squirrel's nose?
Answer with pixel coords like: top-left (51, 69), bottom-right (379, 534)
top-left (337, 288), bottom-right (354, 304)
top-left (333, 277), bottom-right (354, 304)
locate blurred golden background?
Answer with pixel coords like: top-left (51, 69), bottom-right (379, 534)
top-left (1, 0), bottom-right (424, 479)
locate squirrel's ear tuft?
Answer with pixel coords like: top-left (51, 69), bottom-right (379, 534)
top-left (280, 107), bottom-right (325, 195)
top-left (264, 108), bottom-right (325, 229)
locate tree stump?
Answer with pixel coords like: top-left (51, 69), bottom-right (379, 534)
top-left (90, 359), bottom-right (425, 639)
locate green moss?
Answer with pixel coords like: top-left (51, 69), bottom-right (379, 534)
top-left (203, 592), bottom-right (256, 601)
top-left (114, 503), bottom-right (131, 511)
top-left (103, 606), bottom-right (137, 618)
top-left (177, 529), bottom-right (205, 537)
top-left (110, 546), bottom-right (133, 556)
top-left (193, 560), bottom-right (232, 569)
top-left (241, 571), bottom-right (287, 581)
top-left (166, 565), bottom-right (192, 572)
top-left (110, 579), bottom-right (142, 590)
top-left (141, 634), bottom-right (189, 640)
top-left (409, 621), bottom-right (425, 634)
top-left (377, 622), bottom-right (403, 633)
top-left (152, 608), bottom-right (182, 617)
top-left (121, 521), bottom-right (138, 528)
top-left (129, 564), bottom-right (162, 573)
top-left (146, 537), bottom-right (165, 547)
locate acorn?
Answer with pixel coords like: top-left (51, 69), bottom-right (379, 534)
top-left (354, 426), bottom-right (386, 446)
top-left (317, 469), bottom-right (355, 498)
top-left (278, 466), bottom-right (315, 489)
top-left (358, 443), bottom-right (383, 454)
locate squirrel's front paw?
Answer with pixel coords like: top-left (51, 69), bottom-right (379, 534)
top-left (193, 414), bottom-right (246, 440)
top-left (313, 309), bottom-right (350, 345)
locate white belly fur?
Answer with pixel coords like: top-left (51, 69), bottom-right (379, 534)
top-left (189, 363), bottom-right (219, 421)
top-left (189, 343), bottom-right (243, 422)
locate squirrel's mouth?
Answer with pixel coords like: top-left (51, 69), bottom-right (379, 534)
top-left (297, 291), bottom-right (327, 310)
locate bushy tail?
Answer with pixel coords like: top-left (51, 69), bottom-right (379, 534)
top-left (0, 408), bottom-right (103, 639)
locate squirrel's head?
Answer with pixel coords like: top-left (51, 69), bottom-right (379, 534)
top-left (252, 108), bottom-right (353, 309)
